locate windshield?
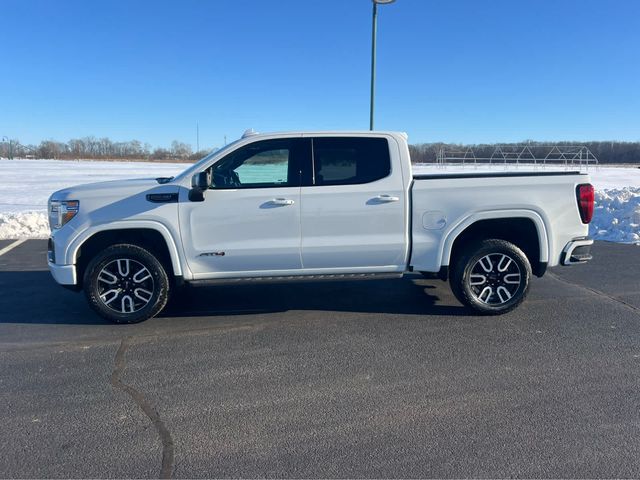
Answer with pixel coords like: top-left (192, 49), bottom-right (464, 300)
top-left (173, 139), bottom-right (243, 182)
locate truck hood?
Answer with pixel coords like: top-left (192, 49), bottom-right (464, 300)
top-left (50, 178), bottom-right (173, 201)
top-left (49, 177), bottom-right (182, 232)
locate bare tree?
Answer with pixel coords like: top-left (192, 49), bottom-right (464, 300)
top-left (171, 140), bottom-right (193, 159)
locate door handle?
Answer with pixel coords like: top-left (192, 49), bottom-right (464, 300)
top-left (269, 198), bottom-right (295, 206)
top-left (374, 194), bottom-right (400, 203)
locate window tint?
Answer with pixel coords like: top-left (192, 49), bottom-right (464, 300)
top-left (211, 139), bottom-right (302, 189)
top-left (312, 137), bottom-right (391, 186)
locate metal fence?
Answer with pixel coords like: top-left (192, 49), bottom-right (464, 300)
top-left (435, 145), bottom-right (599, 170)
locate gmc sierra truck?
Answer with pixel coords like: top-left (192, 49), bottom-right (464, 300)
top-left (47, 131), bottom-right (594, 323)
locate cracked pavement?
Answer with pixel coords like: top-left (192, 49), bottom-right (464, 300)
top-left (1, 240), bottom-right (640, 478)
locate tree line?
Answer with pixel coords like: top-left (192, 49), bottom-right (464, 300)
top-left (1, 136), bottom-right (639, 164)
top-left (0, 137), bottom-right (210, 162)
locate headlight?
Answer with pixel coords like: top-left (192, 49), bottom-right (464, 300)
top-left (48, 200), bottom-right (79, 230)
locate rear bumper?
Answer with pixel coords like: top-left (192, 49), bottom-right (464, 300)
top-left (48, 261), bottom-right (77, 286)
top-left (561, 237), bottom-right (594, 266)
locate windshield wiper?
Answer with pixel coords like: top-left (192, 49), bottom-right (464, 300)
top-left (156, 176), bottom-right (174, 184)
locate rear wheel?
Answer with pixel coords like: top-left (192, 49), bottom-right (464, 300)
top-left (450, 239), bottom-right (531, 315)
top-left (83, 244), bottom-right (169, 324)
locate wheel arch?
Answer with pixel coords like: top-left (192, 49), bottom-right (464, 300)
top-left (442, 210), bottom-right (549, 277)
top-left (70, 222), bottom-right (183, 282)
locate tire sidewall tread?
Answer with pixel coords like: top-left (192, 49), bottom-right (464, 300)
top-left (450, 239), bottom-right (532, 315)
top-left (83, 243), bottom-right (169, 324)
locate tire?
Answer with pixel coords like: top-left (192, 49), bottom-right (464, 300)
top-left (450, 239), bottom-right (531, 315)
top-left (83, 244), bottom-right (170, 324)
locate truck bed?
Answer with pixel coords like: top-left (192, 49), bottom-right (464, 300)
top-left (408, 170), bottom-right (590, 273)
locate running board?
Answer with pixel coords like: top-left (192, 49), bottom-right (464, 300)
top-left (189, 272), bottom-right (403, 286)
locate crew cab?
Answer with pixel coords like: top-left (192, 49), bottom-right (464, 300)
top-left (47, 131), bottom-right (595, 323)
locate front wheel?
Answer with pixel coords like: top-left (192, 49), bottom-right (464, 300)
top-left (450, 239), bottom-right (531, 315)
top-left (83, 244), bottom-right (170, 324)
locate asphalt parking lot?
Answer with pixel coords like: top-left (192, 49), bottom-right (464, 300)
top-left (1, 240), bottom-right (639, 478)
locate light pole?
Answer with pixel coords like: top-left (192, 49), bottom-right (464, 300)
top-left (370, 0), bottom-right (396, 131)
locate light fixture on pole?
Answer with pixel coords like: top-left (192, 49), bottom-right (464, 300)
top-left (370, 0), bottom-right (396, 131)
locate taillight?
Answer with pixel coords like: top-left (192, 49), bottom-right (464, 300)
top-left (576, 183), bottom-right (594, 224)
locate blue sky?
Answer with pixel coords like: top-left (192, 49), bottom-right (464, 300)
top-left (1, 0), bottom-right (639, 149)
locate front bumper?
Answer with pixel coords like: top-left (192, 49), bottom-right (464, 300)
top-left (561, 237), bottom-right (594, 265)
top-left (48, 236), bottom-right (75, 284)
top-left (48, 261), bottom-right (77, 285)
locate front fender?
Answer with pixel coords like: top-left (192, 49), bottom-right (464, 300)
top-left (65, 220), bottom-right (186, 277)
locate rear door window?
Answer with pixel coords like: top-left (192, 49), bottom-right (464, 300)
top-left (311, 137), bottom-right (391, 186)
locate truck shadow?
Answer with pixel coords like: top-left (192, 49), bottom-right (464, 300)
top-left (162, 274), bottom-right (468, 318)
top-left (0, 271), bottom-right (106, 325)
top-left (0, 271), bottom-right (467, 325)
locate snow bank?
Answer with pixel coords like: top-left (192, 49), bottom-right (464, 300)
top-left (0, 211), bottom-right (49, 240)
top-left (590, 187), bottom-right (640, 244)
top-left (0, 159), bottom-right (638, 244)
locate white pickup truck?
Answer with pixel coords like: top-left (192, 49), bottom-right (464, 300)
top-left (48, 131), bottom-right (595, 323)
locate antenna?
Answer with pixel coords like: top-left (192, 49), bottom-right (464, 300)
top-left (242, 128), bottom-right (258, 139)
top-left (196, 122), bottom-right (199, 152)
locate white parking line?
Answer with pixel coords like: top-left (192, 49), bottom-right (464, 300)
top-left (0, 239), bottom-right (28, 257)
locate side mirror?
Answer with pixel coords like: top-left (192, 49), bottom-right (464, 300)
top-left (189, 171), bottom-right (211, 202)
top-left (191, 171), bottom-right (211, 191)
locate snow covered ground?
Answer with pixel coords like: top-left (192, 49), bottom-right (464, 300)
top-left (0, 159), bottom-right (185, 239)
top-left (0, 159), bottom-right (639, 244)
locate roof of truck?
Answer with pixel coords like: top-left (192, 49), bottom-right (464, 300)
top-left (240, 130), bottom-right (408, 140)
